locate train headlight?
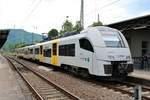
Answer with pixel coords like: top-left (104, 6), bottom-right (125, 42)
top-left (108, 55), bottom-right (115, 60)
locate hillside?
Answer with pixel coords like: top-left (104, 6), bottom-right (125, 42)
top-left (2, 29), bottom-right (43, 51)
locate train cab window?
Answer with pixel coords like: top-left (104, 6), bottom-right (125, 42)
top-left (101, 31), bottom-right (125, 48)
top-left (79, 38), bottom-right (94, 52)
top-left (44, 49), bottom-right (51, 57)
top-left (40, 46), bottom-right (43, 54)
top-left (35, 48), bottom-right (39, 54)
top-left (53, 43), bottom-right (57, 55)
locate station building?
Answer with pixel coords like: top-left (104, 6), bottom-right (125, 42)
top-left (109, 14), bottom-right (150, 58)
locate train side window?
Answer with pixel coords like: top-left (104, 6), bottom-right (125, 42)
top-left (68, 44), bottom-right (75, 56)
top-left (59, 45), bottom-right (65, 56)
top-left (44, 49), bottom-right (51, 57)
top-left (53, 43), bottom-right (57, 55)
top-left (35, 48), bottom-right (39, 54)
top-left (59, 44), bottom-right (75, 56)
top-left (79, 38), bottom-right (94, 52)
top-left (30, 49), bottom-right (33, 54)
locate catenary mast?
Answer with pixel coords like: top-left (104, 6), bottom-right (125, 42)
top-left (80, 0), bottom-right (84, 29)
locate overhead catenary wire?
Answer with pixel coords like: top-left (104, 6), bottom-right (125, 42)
top-left (21, 0), bottom-right (42, 26)
top-left (85, 0), bottom-right (121, 16)
top-left (84, 0), bottom-right (122, 26)
top-left (99, 0), bottom-right (121, 10)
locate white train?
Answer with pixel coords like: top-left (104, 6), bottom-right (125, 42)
top-left (16, 26), bottom-right (133, 80)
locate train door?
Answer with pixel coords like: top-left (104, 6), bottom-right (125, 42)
top-left (79, 38), bottom-right (94, 73)
top-left (39, 45), bottom-right (44, 62)
top-left (52, 43), bottom-right (58, 66)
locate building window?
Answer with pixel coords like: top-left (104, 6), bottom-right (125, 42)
top-left (79, 38), bottom-right (94, 52)
top-left (44, 49), bottom-right (51, 57)
top-left (142, 41), bottom-right (148, 56)
top-left (59, 44), bottom-right (75, 56)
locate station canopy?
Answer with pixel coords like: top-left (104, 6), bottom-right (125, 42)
top-left (108, 14), bottom-right (150, 31)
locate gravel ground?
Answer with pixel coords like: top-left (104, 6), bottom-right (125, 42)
top-left (9, 60), bottom-right (36, 100)
top-left (14, 71), bottom-right (36, 100)
top-left (20, 58), bottom-right (133, 100)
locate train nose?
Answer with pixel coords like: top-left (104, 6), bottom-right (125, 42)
top-left (111, 61), bottom-right (133, 77)
top-left (107, 55), bottom-right (131, 61)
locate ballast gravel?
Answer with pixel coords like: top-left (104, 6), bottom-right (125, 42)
top-left (20, 59), bottom-right (133, 100)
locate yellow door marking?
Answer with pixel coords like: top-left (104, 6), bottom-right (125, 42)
top-left (51, 39), bottom-right (59, 66)
top-left (39, 46), bottom-right (44, 62)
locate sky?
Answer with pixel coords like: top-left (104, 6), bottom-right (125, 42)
top-left (0, 0), bottom-right (150, 33)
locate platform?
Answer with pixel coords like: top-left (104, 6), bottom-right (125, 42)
top-left (0, 55), bottom-right (26, 100)
top-left (127, 69), bottom-right (150, 87)
top-left (129, 69), bottom-right (150, 80)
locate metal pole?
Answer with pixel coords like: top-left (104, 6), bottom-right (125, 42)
top-left (31, 26), bottom-right (33, 44)
top-left (134, 85), bottom-right (142, 100)
top-left (98, 14), bottom-right (100, 22)
top-left (80, 0), bottom-right (84, 29)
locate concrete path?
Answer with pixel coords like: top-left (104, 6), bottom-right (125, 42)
top-left (0, 55), bottom-right (26, 100)
top-left (129, 69), bottom-right (150, 80)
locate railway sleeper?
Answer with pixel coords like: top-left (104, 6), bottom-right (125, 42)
top-left (41, 91), bottom-right (60, 95)
top-left (37, 88), bottom-right (56, 91)
top-left (45, 93), bottom-right (66, 99)
top-left (47, 97), bottom-right (69, 100)
top-left (142, 91), bottom-right (150, 95)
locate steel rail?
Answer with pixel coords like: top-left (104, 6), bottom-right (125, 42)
top-left (6, 56), bottom-right (81, 100)
top-left (6, 57), bottom-right (44, 100)
top-left (94, 80), bottom-right (150, 100)
top-left (7, 56), bottom-right (150, 100)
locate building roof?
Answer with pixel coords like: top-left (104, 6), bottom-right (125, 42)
top-left (108, 14), bottom-right (150, 31)
top-left (0, 29), bottom-right (10, 48)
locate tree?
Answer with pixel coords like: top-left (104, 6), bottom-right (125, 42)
top-left (48, 29), bottom-right (58, 38)
top-left (73, 21), bottom-right (83, 32)
top-left (92, 21), bottom-right (103, 27)
top-left (61, 19), bottom-right (73, 34)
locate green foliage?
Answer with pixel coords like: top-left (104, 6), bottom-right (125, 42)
top-left (92, 21), bottom-right (103, 27)
top-left (48, 29), bottom-right (58, 38)
top-left (60, 20), bottom-right (83, 35)
top-left (73, 21), bottom-right (83, 32)
top-left (61, 20), bottom-right (73, 34)
top-left (59, 30), bottom-right (64, 35)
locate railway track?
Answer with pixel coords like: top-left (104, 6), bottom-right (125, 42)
top-left (97, 81), bottom-right (150, 100)
top-left (6, 56), bottom-right (81, 100)
top-left (6, 56), bottom-right (150, 100)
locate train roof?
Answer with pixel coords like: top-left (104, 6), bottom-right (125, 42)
top-left (82, 26), bottom-right (118, 32)
top-left (18, 26), bottom-right (119, 49)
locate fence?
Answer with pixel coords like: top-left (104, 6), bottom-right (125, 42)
top-left (133, 57), bottom-right (150, 71)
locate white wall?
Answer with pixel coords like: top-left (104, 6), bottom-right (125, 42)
top-left (123, 28), bottom-right (150, 57)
